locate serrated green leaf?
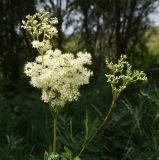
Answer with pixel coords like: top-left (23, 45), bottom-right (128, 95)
top-left (62, 146), bottom-right (73, 159)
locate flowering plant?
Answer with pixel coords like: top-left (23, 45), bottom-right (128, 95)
top-left (22, 11), bottom-right (147, 160)
top-left (22, 11), bottom-right (92, 160)
top-left (77, 55), bottom-right (147, 157)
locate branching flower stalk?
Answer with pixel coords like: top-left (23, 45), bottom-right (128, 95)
top-left (78, 55), bottom-right (147, 157)
top-left (22, 11), bottom-right (92, 159)
top-left (78, 98), bottom-right (116, 157)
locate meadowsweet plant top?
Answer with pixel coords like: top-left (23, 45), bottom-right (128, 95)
top-left (22, 11), bottom-right (92, 113)
top-left (106, 55), bottom-right (147, 100)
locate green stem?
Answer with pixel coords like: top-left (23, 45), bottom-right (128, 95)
top-left (53, 113), bottom-right (58, 153)
top-left (42, 54), bottom-right (44, 68)
top-left (78, 98), bottom-right (116, 157)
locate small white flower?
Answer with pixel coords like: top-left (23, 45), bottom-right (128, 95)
top-left (49, 27), bottom-right (58, 34)
top-left (32, 40), bottom-right (41, 48)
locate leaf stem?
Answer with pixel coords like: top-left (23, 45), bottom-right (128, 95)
top-left (53, 112), bottom-right (58, 153)
top-left (78, 98), bottom-right (116, 157)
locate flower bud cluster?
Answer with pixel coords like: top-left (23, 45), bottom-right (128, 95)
top-left (21, 10), bottom-right (58, 40)
top-left (106, 55), bottom-right (147, 99)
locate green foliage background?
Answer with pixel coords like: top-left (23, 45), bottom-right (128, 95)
top-left (1, 0), bottom-right (159, 160)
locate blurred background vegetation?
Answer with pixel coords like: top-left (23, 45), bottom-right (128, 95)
top-left (1, 0), bottom-right (159, 159)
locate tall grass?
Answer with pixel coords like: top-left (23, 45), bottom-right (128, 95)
top-left (0, 77), bottom-right (159, 159)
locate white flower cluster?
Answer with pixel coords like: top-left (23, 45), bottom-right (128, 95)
top-left (24, 49), bottom-right (92, 112)
top-left (22, 11), bottom-right (92, 112)
top-left (31, 40), bottom-right (52, 54)
top-left (21, 10), bottom-right (58, 40)
top-left (106, 55), bottom-right (147, 99)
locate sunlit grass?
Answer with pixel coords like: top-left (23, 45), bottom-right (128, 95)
top-left (147, 26), bottom-right (159, 55)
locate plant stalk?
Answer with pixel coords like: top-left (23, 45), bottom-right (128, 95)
top-left (53, 113), bottom-right (58, 153)
top-left (78, 98), bottom-right (116, 157)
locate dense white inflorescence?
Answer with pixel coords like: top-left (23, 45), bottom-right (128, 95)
top-left (22, 11), bottom-right (92, 112)
top-left (24, 49), bottom-right (92, 112)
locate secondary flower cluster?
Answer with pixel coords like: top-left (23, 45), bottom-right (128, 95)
top-left (106, 55), bottom-right (147, 99)
top-left (24, 49), bottom-right (92, 112)
top-left (21, 11), bottom-right (58, 40)
top-left (21, 11), bottom-right (58, 56)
